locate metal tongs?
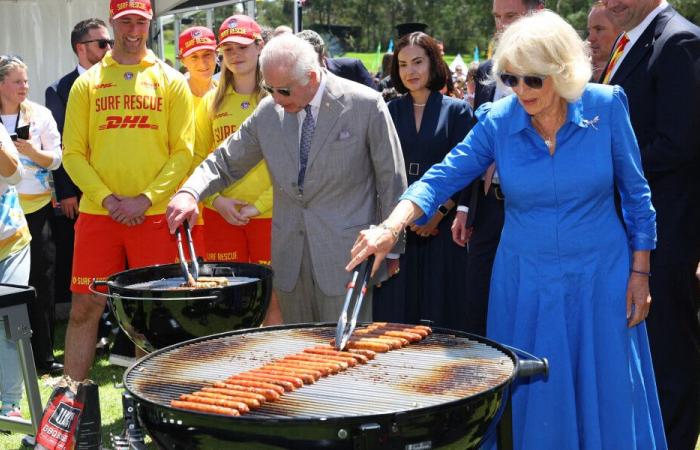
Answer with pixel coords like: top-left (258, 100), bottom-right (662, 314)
top-left (175, 220), bottom-right (199, 286)
top-left (335, 255), bottom-right (375, 350)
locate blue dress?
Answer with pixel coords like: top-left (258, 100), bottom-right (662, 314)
top-left (402, 84), bottom-right (667, 450)
top-left (373, 92), bottom-right (474, 330)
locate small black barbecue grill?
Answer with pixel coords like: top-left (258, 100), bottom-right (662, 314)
top-left (124, 323), bottom-right (547, 449)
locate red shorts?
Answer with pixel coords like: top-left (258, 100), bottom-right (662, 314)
top-left (71, 214), bottom-right (204, 293)
top-left (202, 208), bottom-right (271, 264)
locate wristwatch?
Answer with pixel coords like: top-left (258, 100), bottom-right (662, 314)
top-left (437, 204), bottom-right (450, 216)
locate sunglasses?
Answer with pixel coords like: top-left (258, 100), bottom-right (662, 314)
top-left (261, 83), bottom-right (292, 97)
top-left (498, 72), bottom-right (546, 89)
top-left (80, 39), bottom-right (115, 49)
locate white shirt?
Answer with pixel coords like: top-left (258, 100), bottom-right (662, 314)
top-left (607, 1), bottom-right (669, 80)
top-left (77, 64), bottom-right (89, 75)
top-left (296, 70), bottom-right (327, 140)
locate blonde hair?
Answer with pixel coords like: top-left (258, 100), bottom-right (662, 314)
top-left (492, 10), bottom-right (591, 102)
top-left (0, 55), bottom-right (31, 120)
top-left (211, 40), bottom-right (266, 116)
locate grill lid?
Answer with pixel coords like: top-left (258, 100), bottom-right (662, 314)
top-left (125, 325), bottom-right (515, 419)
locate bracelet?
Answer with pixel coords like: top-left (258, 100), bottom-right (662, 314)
top-left (378, 223), bottom-right (400, 239)
top-left (630, 269), bottom-right (652, 277)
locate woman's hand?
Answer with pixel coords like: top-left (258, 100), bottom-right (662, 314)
top-left (346, 225), bottom-right (399, 276)
top-left (626, 272), bottom-right (651, 327)
top-left (213, 196), bottom-right (249, 226)
top-left (239, 204), bottom-right (261, 219)
top-left (410, 211), bottom-right (442, 237)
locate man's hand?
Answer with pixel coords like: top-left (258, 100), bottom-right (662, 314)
top-left (60, 196), bottom-right (80, 219)
top-left (112, 194), bottom-right (151, 223)
top-left (410, 212), bottom-right (442, 237)
top-left (166, 192), bottom-right (199, 234)
top-left (102, 194), bottom-right (121, 219)
top-left (451, 210), bottom-right (473, 247)
top-left (213, 196), bottom-right (250, 226)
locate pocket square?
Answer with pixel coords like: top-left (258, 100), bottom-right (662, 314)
top-left (338, 130), bottom-right (351, 140)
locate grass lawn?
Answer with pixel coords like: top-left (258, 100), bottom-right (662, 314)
top-left (0, 320), bottom-right (151, 450)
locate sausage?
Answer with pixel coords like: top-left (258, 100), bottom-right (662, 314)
top-left (270, 360), bottom-right (333, 377)
top-left (335, 336), bottom-right (403, 350)
top-left (227, 373), bottom-right (296, 392)
top-left (170, 400), bottom-right (240, 416)
top-left (347, 348), bottom-right (378, 359)
top-left (284, 353), bottom-right (349, 370)
top-left (194, 389), bottom-right (266, 403)
top-left (212, 380), bottom-right (284, 397)
top-left (330, 338), bottom-right (395, 351)
top-left (179, 394), bottom-right (252, 413)
top-left (299, 349), bottom-right (358, 366)
top-left (204, 386), bottom-right (280, 402)
top-left (263, 363), bottom-right (323, 380)
top-left (372, 322), bottom-right (432, 334)
top-left (341, 340), bottom-right (391, 353)
top-left (351, 331), bottom-right (410, 346)
top-left (304, 347), bottom-right (370, 364)
top-left (248, 369), bottom-right (309, 386)
top-left (368, 324), bottom-right (429, 338)
top-left (360, 329), bottom-right (422, 342)
top-left (259, 365), bottom-right (320, 382)
top-left (278, 358), bottom-right (342, 375)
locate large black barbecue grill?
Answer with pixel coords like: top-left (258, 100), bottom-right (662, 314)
top-left (123, 324), bottom-right (547, 449)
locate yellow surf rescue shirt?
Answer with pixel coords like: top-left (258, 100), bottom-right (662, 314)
top-left (63, 50), bottom-right (194, 215)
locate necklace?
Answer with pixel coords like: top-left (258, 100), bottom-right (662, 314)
top-left (413, 103), bottom-right (426, 107)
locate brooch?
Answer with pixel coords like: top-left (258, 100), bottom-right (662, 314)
top-left (581, 115), bottom-right (600, 130)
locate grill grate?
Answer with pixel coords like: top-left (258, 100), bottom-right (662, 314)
top-left (125, 326), bottom-right (514, 419)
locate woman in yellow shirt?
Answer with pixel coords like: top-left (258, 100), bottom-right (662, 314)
top-left (194, 15), bottom-right (272, 265)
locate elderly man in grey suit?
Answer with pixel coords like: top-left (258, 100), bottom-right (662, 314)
top-left (167, 34), bottom-right (407, 323)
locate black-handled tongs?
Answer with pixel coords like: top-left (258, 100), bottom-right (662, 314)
top-left (175, 220), bottom-right (199, 285)
top-left (335, 255), bottom-right (375, 351)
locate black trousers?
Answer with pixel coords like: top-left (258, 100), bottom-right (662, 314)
top-left (462, 187), bottom-right (505, 337)
top-left (645, 261), bottom-right (700, 450)
top-left (49, 213), bottom-right (75, 304)
top-left (25, 202), bottom-right (57, 367)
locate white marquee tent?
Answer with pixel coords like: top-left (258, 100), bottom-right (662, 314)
top-left (0, 0), bottom-right (244, 102)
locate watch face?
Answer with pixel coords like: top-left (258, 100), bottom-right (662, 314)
top-left (438, 205), bottom-right (449, 215)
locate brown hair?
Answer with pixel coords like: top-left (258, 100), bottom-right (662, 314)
top-left (391, 32), bottom-right (449, 94)
top-left (211, 40), bottom-right (266, 117)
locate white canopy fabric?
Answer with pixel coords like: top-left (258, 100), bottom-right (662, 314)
top-left (449, 54), bottom-right (467, 72)
top-left (0, 0), bottom-right (190, 103)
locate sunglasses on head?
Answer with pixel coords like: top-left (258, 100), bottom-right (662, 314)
top-left (498, 72), bottom-right (546, 89)
top-left (80, 39), bottom-right (115, 49)
top-left (261, 83), bottom-right (292, 97)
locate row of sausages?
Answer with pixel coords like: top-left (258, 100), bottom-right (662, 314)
top-left (170, 322), bottom-right (432, 416)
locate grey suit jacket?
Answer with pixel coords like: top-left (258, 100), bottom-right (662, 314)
top-left (183, 72), bottom-right (407, 296)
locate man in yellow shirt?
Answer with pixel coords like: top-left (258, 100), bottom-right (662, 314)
top-left (62, 0), bottom-right (194, 381)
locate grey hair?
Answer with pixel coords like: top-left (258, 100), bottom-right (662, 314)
top-left (260, 34), bottom-right (321, 85)
top-left (296, 29), bottom-right (325, 60)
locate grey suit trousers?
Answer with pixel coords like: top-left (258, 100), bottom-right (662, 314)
top-left (276, 237), bottom-right (372, 324)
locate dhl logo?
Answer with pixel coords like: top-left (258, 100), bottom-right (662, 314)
top-left (98, 115), bottom-right (158, 130)
top-left (95, 83), bottom-right (115, 89)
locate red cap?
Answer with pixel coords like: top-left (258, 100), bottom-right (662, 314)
top-left (217, 15), bottom-right (262, 46)
top-left (178, 26), bottom-right (217, 59)
top-left (110, 0), bottom-right (153, 20)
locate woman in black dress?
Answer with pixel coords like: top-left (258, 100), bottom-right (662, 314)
top-left (373, 32), bottom-right (474, 330)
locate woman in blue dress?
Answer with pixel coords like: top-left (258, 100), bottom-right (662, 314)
top-left (347, 11), bottom-right (666, 450)
top-left (373, 32), bottom-right (474, 330)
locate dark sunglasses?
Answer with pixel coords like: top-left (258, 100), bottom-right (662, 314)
top-left (498, 72), bottom-right (546, 89)
top-left (80, 39), bottom-right (115, 49)
top-left (261, 83), bottom-right (292, 97)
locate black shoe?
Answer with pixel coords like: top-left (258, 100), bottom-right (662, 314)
top-left (37, 362), bottom-right (64, 375)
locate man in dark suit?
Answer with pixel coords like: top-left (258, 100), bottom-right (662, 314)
top-left (601, 1), bottom-right (700, 448)
top-left (450, 0), bottom-right (544, 336)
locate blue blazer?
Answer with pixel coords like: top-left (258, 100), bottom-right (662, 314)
top-left (45, 68), bottom-right (81, 201)
top-left (325, 57), bottom-right (376, 90)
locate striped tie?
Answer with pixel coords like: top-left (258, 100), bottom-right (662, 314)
top-left (602, 33), bottom-right (629, 84)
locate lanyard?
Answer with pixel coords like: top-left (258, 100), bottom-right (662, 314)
top-left (0, 109), bottom-right (21, 132)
